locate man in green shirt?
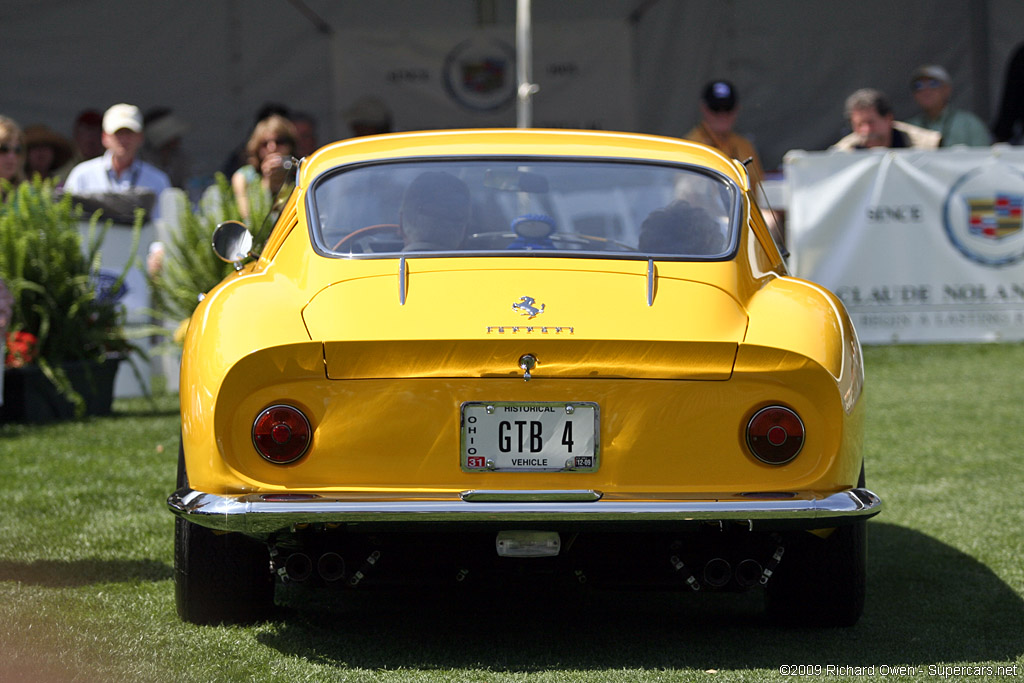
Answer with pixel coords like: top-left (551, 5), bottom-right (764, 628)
top-left (907, 65), bottom-right (992, 147)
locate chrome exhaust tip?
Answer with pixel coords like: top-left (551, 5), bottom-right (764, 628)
top-left (317, 552), bottom-right (346, 582)
top-left (703, 558), bottom-right (732, 588)
top-left (735, 559), bottom-right (763, 588)
top-left (284, 552), bottom-right (313, 582)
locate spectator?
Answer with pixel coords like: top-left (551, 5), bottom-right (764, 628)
top-left (141, 108), bottom-right (191, 189)
top-left (0, 116), bottom-right (26, 191)
top-left (231, 114), bottom-right (298, 221)
top-left (23, 124), bottom-right (74, 184)
top-left (291, 111), bottom-right (318, 157)
top-left (70, 109), bottom-right (104, 161)
top-left (63, 103), bottom-right (172, 221)
top-left (343, 96), bottom-right (393, 137)
top-left (832, 88), bottom-right (940, 150)
top-left (683, 80), bottom-right (765, 188)
top-left (993, 42), bottom-right (1024, 143)
top-left (399, 171), bottom-right (470, 251)
top-left (221, 102), bottom-right (290, 177)
top-left (905, 65), bottom-right (991, 147)
top-left (54, 109), bottom-right (104, 181)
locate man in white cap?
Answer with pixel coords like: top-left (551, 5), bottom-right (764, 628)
top-left (64, 103), bottom-right (171, 219)
top-left (906, 65), bottom-right (991, 147)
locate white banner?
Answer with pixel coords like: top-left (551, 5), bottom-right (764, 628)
top-left (331, 21), bottom-right (635, 134)
top-left (785, 147), bottom-right (1024, 344)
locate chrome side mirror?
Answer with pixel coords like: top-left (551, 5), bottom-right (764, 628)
top-left (212, 221), bottom-right (254, 269)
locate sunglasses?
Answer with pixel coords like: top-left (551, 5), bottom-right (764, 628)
top-left (261, 137), bottom-right (293, 147)
top-left (912, 78), bottom-right (943, 92)
top-left (0, 144), bottom-right (24, 155)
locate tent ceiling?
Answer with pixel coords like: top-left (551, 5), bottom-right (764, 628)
top-left (2, 0), bottom-right (1021, 177)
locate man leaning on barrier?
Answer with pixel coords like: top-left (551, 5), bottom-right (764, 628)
top-left (831, 88), bottom-right (940, 151)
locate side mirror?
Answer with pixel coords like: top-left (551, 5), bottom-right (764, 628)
top-left (212, 221), bottom-right (254, 269)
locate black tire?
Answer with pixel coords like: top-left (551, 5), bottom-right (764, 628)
top-left (173, 441), bottom-right (275, 625)
top-left (765, 520), bottom-right (867, 627)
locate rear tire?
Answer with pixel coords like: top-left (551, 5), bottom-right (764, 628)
top-left (173, 441), bottom-right (275, 625)
top-left (765, 520), bottom-right (867, 627)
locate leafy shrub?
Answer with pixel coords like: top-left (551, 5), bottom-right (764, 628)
top-left (0, 177), bottom-right (141, 411)
top-left (149, 173), bottom-right (273, 324)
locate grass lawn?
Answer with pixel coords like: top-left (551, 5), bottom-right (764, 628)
top-left (1, 344), bottom-right (1022, 682)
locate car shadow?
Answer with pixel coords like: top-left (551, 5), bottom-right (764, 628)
top-left (0, 558), bottom-right (172, 586)
top-left (258, 522), bottom-right (1023, 672)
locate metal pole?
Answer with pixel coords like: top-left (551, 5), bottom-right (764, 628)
top-left (516, 0), bottom-right (539, 128)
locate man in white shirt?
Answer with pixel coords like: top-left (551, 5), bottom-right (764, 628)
top-left (64, 103), bottom-right (171, 221)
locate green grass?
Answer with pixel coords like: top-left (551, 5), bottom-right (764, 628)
top-left (1, 345), bottom-right (1023, 682)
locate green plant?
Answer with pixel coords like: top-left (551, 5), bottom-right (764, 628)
top-left (0, 177), bottom-right (142, 413)
top-left (148, 173), bottom-right (276, 325)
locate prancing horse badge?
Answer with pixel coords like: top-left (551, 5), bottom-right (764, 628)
top-left (512, 296), bottom-right (545, 319)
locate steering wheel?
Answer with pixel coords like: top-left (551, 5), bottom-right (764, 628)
top-left (331, 223), bottom-right (401, 252)
top-left (546, 233), bottom-right (637, 252)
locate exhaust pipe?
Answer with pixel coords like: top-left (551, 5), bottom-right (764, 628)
top-left (703, 558), bottom-right (732, 588)
top-left (283, 552), bottom-right (313, 582)
top-left (735, 559), bottom-right (763, 588)
top-left (317, 552), bottom-right (346, 582)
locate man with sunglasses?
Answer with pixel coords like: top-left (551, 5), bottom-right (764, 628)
top-left (0, 115), bottom-right (26, 189)
top-left (906, 65), bottom-right (991, 147)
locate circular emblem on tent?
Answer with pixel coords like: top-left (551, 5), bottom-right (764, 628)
top-left (443, 38), bottom-right (516, 112)
top-left (943, 164), bottom-right (1024, 267)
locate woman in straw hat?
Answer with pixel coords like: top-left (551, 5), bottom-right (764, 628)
top-left (23, 124), bottom-right (74, 184)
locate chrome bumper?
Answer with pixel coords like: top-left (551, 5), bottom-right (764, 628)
top-left (168, 488), bottom-right (881, 536)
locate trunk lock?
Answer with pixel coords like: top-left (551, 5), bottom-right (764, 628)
top-left (518, 353), bottom-right (538, 381)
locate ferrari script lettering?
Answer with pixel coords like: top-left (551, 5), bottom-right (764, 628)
top-left (486, 326), bottom-right (574, 334)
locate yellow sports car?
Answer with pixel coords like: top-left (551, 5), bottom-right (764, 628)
top-left (168, 129), bottom-right (880, 626)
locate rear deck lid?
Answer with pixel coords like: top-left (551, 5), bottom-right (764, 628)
top-left (302, 260), bottom-right (747, 380)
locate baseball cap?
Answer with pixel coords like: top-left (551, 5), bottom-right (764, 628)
top-left (701, 80), bottom-right (737, 112)
top-left (910, 65), bottom-right (951, 86)
top-left (102, 103), bottom-right (144, 134)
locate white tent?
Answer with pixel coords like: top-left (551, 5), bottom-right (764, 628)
top-left (3, 0), bottom-right (1023, 179)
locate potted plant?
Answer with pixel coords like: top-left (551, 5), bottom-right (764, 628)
top-left (0, 177), bottom-right (141, 422)
top-left (148, 173), bottom-right (274, 326)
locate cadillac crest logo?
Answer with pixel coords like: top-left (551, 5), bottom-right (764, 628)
top-left (944, 165), bottom-right (1024, 266)
top-left (442, 38), bottom-right (516, 112)
top-left (966, 194), bottom-right (1023, 239)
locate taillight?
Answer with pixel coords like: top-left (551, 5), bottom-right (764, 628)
top-left (746, 406), bottom-right (804, 465)
top-left (252, 405), bottom-right (312, 464)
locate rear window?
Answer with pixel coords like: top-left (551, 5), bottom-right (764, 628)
top-left (309, 159), bottom-right (738, 259)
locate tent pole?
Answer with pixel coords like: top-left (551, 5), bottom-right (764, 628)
top-left (516, 0), bottom-right (539, 128)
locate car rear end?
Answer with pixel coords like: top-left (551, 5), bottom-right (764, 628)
top-left (170, 130), bottom-right (878, 625)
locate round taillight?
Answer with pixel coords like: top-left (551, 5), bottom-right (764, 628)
top-left (252, 405), bottom-right (311, 464)
top-left (746, 406), bottom-right (804, 465)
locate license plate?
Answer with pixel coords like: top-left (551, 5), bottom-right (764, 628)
top-left (460, 402), bottom-right (599, 472)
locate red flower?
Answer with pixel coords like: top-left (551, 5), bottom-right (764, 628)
top-left (5, 331), bottom-right (38, 368)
